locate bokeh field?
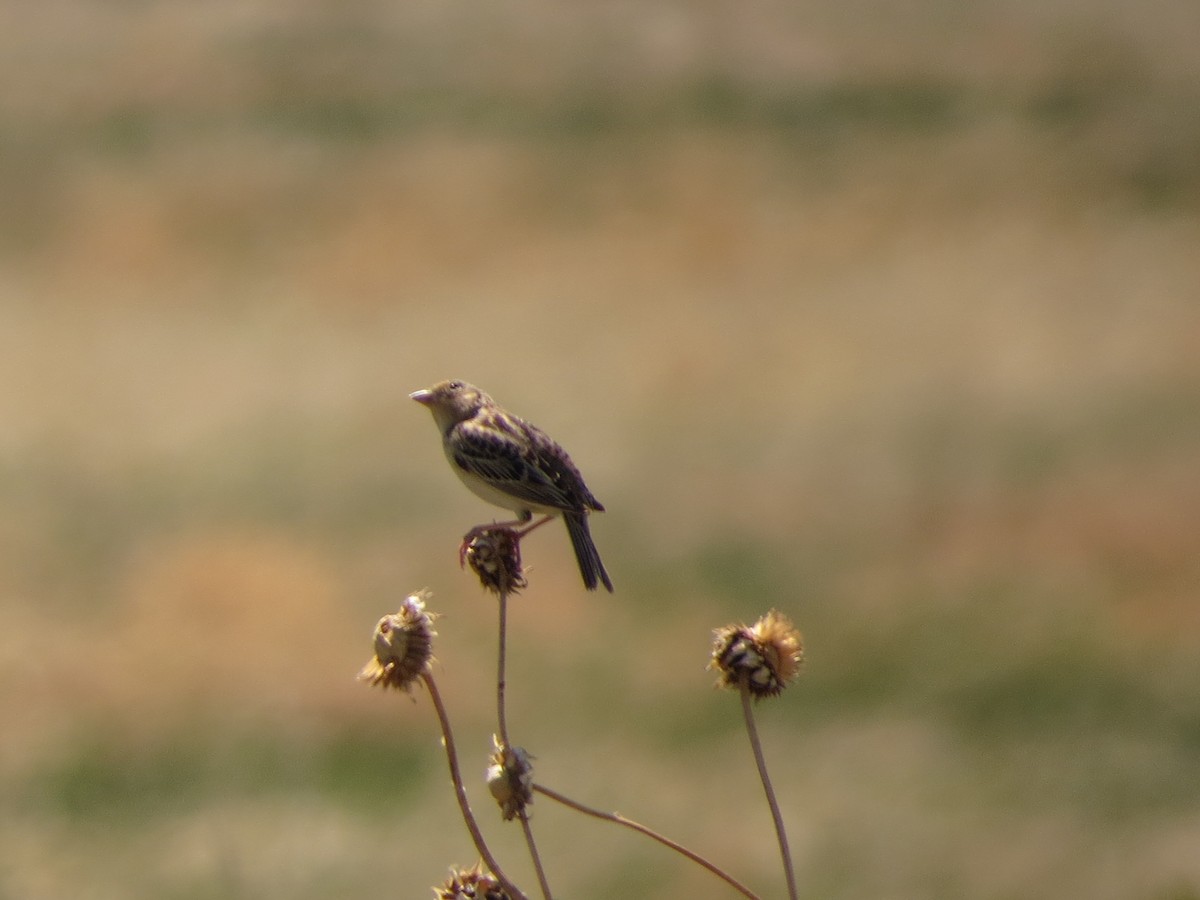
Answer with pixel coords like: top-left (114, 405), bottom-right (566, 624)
top-left (3, 2), bottom-right (1200, 898)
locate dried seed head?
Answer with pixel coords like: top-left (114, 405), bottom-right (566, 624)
top-left (433, 862), bottom-right (511, 899)
top-left (358, 591), bottom-right (437, 693)
top-left (710, 609), bottom-right (804, 699)
top-left (486, 736), bottom-right (534, 821)
top-left (463, 527), bottom-right (527, 595)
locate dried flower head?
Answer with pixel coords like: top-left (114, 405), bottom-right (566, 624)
top-left (710, 609), bottom-right (804, 699)
top-left (486, 736), bottom-right (534, 821)
top-left (358, 591), bottom-right (437, 693)
top-left (463, 527), bottom-right (527, 595)
top-left (433, 862), bottom-right (511, 899)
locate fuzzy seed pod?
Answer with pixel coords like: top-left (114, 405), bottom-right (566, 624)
top-left (711, 609), bottom-right (804, 699)
top-left (486, 737), bottom-right (534, 821)
top-left (358, 591), bottom-right (437, 693)
top-left (464, 527), bottom-right (527, 595)
top-left (433, 862), bottom-right (511, 899)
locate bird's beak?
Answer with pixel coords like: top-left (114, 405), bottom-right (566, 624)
top-left (409, 389), bottom-right (434, 406)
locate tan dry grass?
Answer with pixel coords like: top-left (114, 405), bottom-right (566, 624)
top-left (3, 2), bottom-right (1200, 897)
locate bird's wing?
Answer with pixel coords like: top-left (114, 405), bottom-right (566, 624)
top-left (451, 420), bottom-right (575, 511)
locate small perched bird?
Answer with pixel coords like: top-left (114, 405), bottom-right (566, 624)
top-left (410, 380), bottom-right (613, 592)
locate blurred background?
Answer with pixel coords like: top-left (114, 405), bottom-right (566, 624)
top-left (3, 1), bottom-right (1199, 897)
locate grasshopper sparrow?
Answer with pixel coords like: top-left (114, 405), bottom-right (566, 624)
top-left (411, 380), bottom-right (613, 592)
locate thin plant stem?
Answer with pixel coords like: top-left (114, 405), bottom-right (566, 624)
top-left (496, 587), bottom-right (510, 747)
top-left (739, 681), bottom-right (797, 900)
top-left (421, 672), bottom-right (528, 900)
top-left (496, 585), bottom-right (552, 900)
top-left (533, 783), bottom-right (761, 900)
top-left (518, 810), bottom-right (553, 900)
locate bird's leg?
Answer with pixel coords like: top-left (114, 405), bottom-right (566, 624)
top-left (515, 514), bottom-right (555, 539)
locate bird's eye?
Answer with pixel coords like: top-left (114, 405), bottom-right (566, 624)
top-left (447, 380), bottom-right (463, 391)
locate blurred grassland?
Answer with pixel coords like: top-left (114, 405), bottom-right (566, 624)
top-left (2, 1), bottom-right (1200, 898)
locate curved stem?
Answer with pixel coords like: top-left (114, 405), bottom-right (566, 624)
top-left (421, 672), bottom-right (527, 900)
top-left (533, 783), bottom-right (761, 900)
top-left (739, 682), bottom-right (797, 900)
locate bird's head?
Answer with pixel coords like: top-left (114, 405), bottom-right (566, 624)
top-left (410, 379), bottom-right (489, 432)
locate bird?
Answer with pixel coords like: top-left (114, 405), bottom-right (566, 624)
top-left (410, 379), bottom-right (613, 592)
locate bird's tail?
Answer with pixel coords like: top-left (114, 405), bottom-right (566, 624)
top-left (564, 512), bottom-right (613, 592)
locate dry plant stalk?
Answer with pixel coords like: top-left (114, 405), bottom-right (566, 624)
top-left (533, 783), bottom-right (762, 900)
top-left (360, 520), bottom-right (807, 897)
top-left (358, 592), bottom-right (527, 900)
top-left (467, 527), bottom-right (552, 900)
top-left (710, 609), bottom-right (805, 900)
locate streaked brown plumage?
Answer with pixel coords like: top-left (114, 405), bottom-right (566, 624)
top-left (410, 380), bottom-right (613, 592)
